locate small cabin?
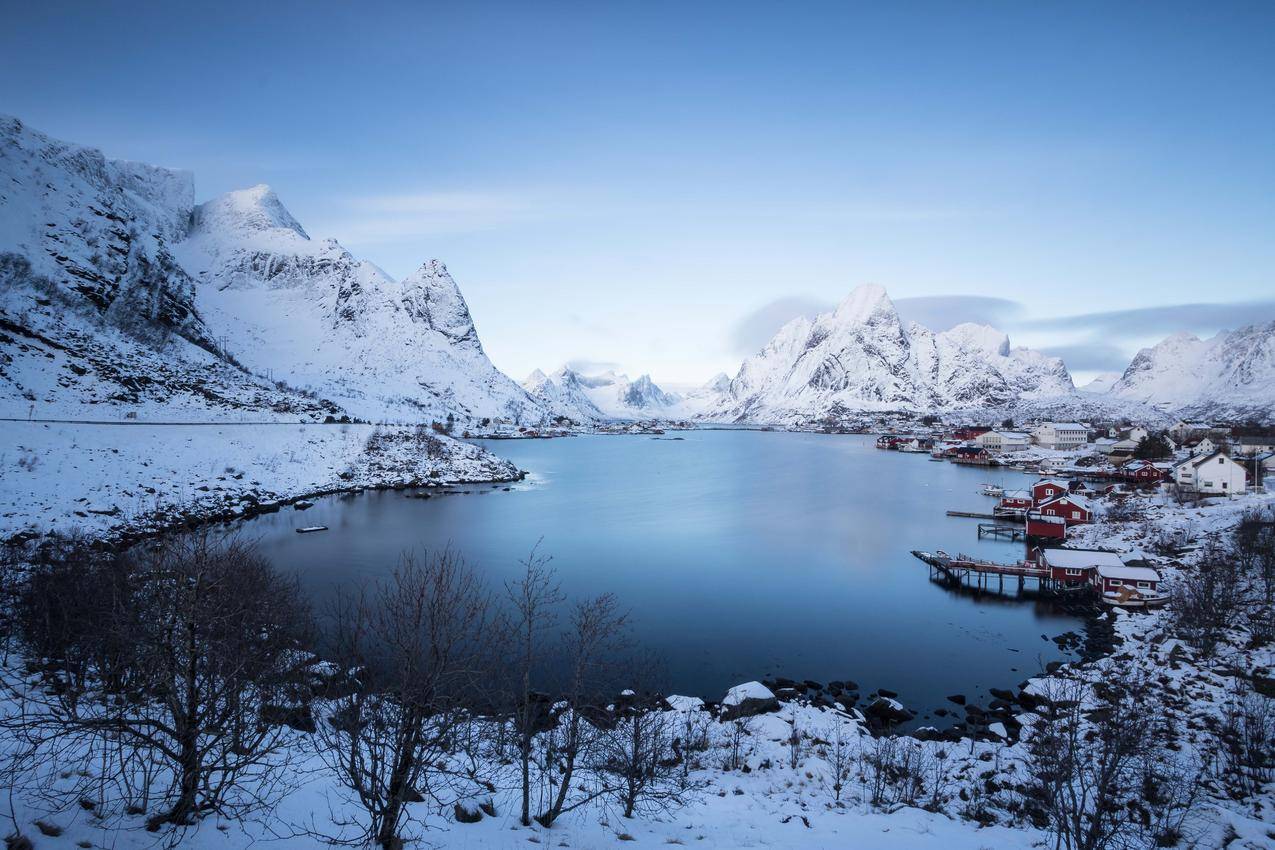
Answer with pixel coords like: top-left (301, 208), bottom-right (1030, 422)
top-left (1036, 548), bottom-right (1127, 587)
top-left (1093, 563), bottom-right (1161, 597)
top-left (999, 489), bottom-right (1033, 510)
top-left (1035, 493), bottom-right (1093, 525)
top-left (1026, 512), bottom-right (1066, 540)
top-left (1122, 460), bottom-right (1166, 484)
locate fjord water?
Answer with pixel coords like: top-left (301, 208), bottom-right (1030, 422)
top-left (240, 430), bottom-right (1081, 720)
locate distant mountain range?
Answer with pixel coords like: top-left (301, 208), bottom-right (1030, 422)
top-left (1100, 325), bottom-right (1275, 422)
top-left (522, 367), bottom-right (724, 422)
top-left (2, 116), bottom-right (1271, 426)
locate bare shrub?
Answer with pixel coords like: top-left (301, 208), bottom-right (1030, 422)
top-left (1171, 545), bottom-right (1243, 656)
top-left (311, 549), bottom-right (492, 849)
top-left (4, 533), bottom-right (312, 830)
top-left (1021, 671), bottom-right (1200, 850)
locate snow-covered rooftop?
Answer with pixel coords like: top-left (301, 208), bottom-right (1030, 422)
top-left (1096, 564), bottom-right (1161, 582)
top-left (1038, 548), bottom-right (1126, 569)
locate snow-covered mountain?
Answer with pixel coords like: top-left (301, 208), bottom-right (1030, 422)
top-left (1078, 372), bottom-right (1121, 394)
top-left (1102, 324), bottom-right (1275, 421)
top-left (522, 367), bottom-right (606, 422)
top-left (708, 285), bottom-right (1076, 424)
top-left (522, 367), bottom-right (686, 421)
top-left (0, 116), bottom-right (546, 425)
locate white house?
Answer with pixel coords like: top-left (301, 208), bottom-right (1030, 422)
top-left (1235, 436), bottom-right (1275, 455)
top-left (977, 430), bottom-right (1031, 453)
top-left (1032, 422), bottom-right (1089, 450)
top-left (1172, 451), bottom-right (1249, 495)
top-left (1108, 438), bottom-right (1140, 457)
top-left (1169, 421), bottom-right (1211, 442)
top-left (1189, 437), bottom-right (1217, 457)
top-left (1123, 426), bottom-right (1149, 444)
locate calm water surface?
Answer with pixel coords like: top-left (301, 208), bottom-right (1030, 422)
top-left (238, 430), bottom-right (1081, 721)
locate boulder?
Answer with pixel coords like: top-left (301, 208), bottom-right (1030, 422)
top-left (453, 800), bottom-right (483, 824)
top-left (864, 696), bottom-right (910, 726)
top-left (720, 681), bottom-right (779, 720)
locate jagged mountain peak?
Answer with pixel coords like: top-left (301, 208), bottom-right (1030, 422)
top-left (192, 183), bottom-right (310, 242)
top-left (1110, 321), bottom-right (1275, 420)
top-left (522, 365), bottom-right (684, 421)
top-left (938, 323), bottom-right (1012, 358)
top-left (832, 283), bottom-right (896, 325)
top-left (399, 260), bottom-right (480, 349)
top-left (713, 284), bottom-right (1074, 423)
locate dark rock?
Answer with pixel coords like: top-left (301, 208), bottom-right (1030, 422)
top-left (720, 682), bottom-right (779, 721)
top-left (261, 703), bottom-right (316, 734)
top-left (453, 801), bottom-right (483, 823)
top-left (947, 694), bottom-right (966, 705)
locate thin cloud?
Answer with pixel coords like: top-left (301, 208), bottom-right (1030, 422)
top-left (1026, 299), bottom-right (1275, 336)
top-left (1038, 342), bottom-right (1130, 373)
top-left (729, 296), bottom-right (834, 355)
top-left (894, 295), bottom-right (1023, 332)
top-left (319, 191), bottom-right (544, 244)
top-left (564, 357), bottom-right (622, 375)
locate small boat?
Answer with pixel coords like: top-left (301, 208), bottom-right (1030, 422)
top-left (980, 483), bottom-right (1004, 496)
top-left (295, 526), bottom-right (328, 534)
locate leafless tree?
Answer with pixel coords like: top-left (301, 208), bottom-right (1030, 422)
top-left (1234, 506), bottom-right (1275, 637)
top-left (3, 533), bottom-right (313, 832)
top-left (311, 548), bottom-right (492, 849)
top-left (862, 735), bottom-right (928, 808)
top-left (1215, 681), bottom-right (1275, 799)
top-left (501, 543), bottom-right (564, 827)
top-left (1021, 670), bottom-right (1198, 850)
top-left (822, 721), bottom-right (855, 803)
top-left (724, 718), bottom-right (751, 772)
top-left (595, 697), bottom-right (688, 819)
top-left (535, 593), bottom-right (629, 827)
top-left (1171, 545), bottom-right (1243, 656)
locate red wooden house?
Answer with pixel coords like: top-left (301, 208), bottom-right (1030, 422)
top-left (1026, 512), bottom-right (1066, 540)
top-left (999, 489), bottom-right (1032, 509)
top-left (1121, 460), bottom-right (1166, 484)
top-left (951, 426), bottom-right (991, 441)
top-left (1030, 479), bottom-right (1070, 505)
top-left (1035, 493), bottom-right (1093, 526)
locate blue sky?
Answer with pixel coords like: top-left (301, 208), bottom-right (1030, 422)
top-left (3, 1), bottom-right (1273, 385)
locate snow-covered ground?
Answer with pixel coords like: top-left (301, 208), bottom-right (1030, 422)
top-left (0, 438), bottom-right (1273, 847)
top-left (0, 420), bottom-right (520, 541)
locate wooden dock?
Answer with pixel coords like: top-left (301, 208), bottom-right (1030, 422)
top-left (911, 550), bottom-right (1052, 593)
top-left (946, 510), bottom-right (998, 519)
top-left (978, 522), bottom-right (1026, 542)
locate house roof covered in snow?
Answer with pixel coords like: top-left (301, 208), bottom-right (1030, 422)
top-left (1096, 564), bottom-right (1161, 582)
top-left (1038, 493), bottom-right (1092, 512)
top-left (1039, 548), bottom-right (1125, 569)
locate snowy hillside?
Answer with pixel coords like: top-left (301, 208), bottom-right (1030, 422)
top-left (0, 116), bottom-right (547, 425)
top-left (1078, 372), bottom-right (1121, 394)
top-left (709, 285), bottom-right (1076, 424)
top-left (1103, 324), bottom-right (1275, 421)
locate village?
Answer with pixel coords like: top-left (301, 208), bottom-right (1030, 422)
top-left (878, 420), bottom-right (1273, 610)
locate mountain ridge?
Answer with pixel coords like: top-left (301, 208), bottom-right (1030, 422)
top-left (0, 116), bottom-right (547, 425)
